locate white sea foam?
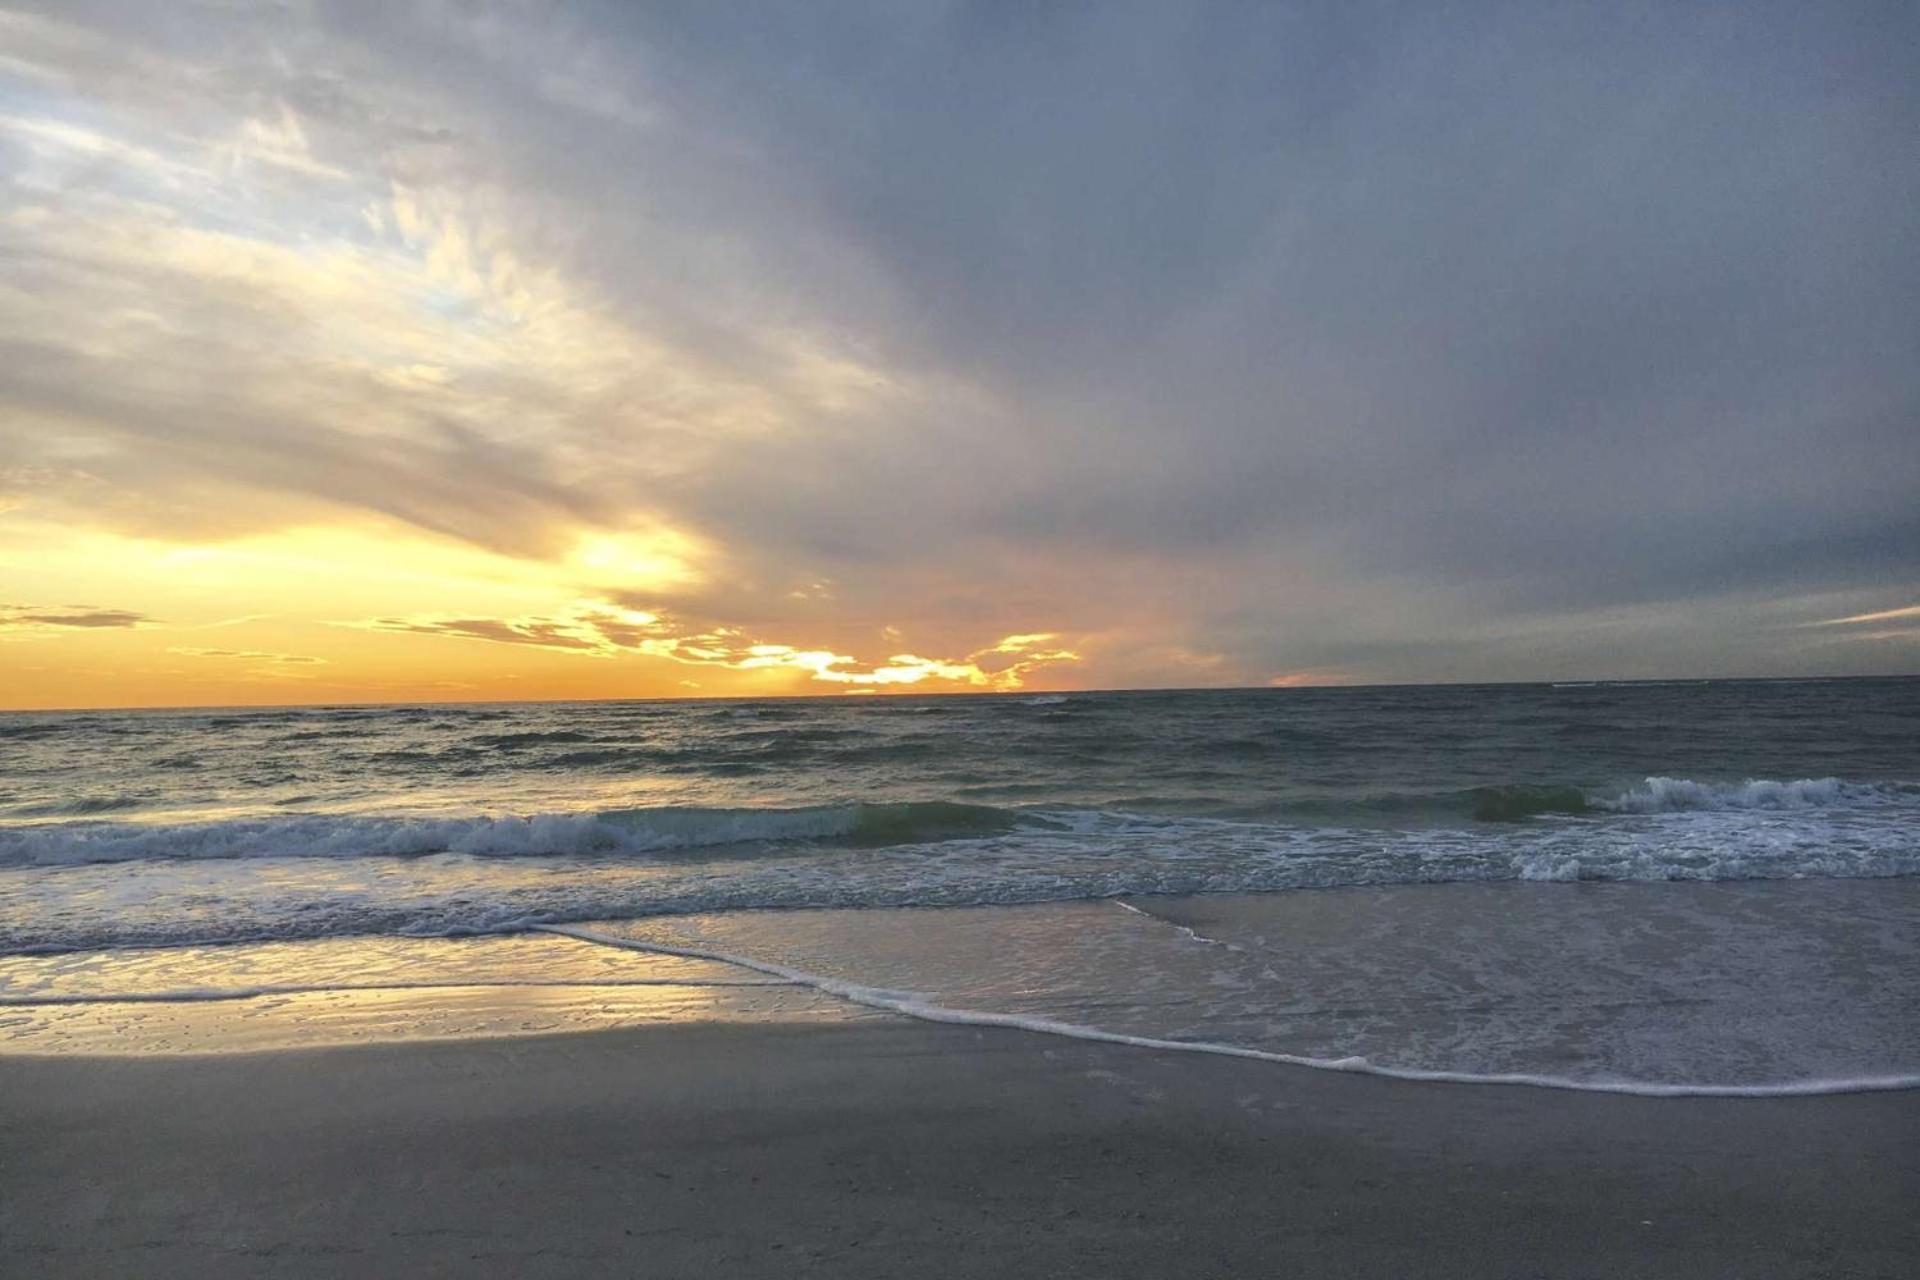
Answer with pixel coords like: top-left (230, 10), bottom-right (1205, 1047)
top-left (535, 923), bottom-right (1920, 1099)
top-left (1111, 899), bottom-right (1245, 950)
top-left (1597, 776), bottom-right (1907, 814)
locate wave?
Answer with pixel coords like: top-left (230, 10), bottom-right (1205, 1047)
top-left (0, 723), bottom-right (67, 740)
top-left (1595, 777), bottom-right (1912, 813)
top-left (0, 777), bottom-right (1910, 867)
top-left (4, 804), bottom-right (1916, 953)
top-left (0, 800), bottom-right (1027, 867)
top-left (4, 795), bottom-right (149, 818)
top-left (474, 730), bottom-right (595, 748)
top-left (1463, 784), bottom-right (1593, 821)
top-left (1295, 777), bottom-right (1912, 822)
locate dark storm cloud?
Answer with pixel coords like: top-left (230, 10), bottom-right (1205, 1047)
top-left (612, 2), bottom-right (1919, 591)
top-left (2, 1), bottom-right (1915, 681)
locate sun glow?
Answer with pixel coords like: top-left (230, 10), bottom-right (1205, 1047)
top-left (570, 532), bottom-right (707, 590)
top-left (0, 50), bottom-right (1101, 711)
top-left (0, 510), bottom-right (1084, 707)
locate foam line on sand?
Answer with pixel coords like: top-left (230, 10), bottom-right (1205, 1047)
top-left (536, 922), bottom-right (1920, 1099)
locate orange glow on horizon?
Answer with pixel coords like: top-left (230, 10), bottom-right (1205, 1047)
top-left (0, 518), bottom-right (1088, 709)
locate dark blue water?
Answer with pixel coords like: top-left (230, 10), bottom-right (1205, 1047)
top-left (1, 678), bottom-right (1915, 951)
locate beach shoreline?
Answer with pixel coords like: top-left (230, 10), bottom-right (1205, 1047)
top-left (4, 1017), bottom-right (1916, 1278)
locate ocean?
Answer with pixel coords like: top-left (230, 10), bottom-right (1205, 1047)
top-left (2, 678), bottom-right (1916, 1091)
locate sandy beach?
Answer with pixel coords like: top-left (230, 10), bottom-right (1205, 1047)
top-left (4, 1017), bottom-right (1916, 1279)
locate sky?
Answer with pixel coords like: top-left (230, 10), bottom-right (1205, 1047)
top-left (0, 1), bottom-right (1915, 708)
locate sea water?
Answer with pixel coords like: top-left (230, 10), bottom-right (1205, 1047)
top-left (1, 679), bottom-right (1915, 1089)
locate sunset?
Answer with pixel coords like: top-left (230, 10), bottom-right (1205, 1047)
top-left (3, 3), bottom-right (1914, 710)
top-left (2, 5), bottom-right (1916, 1276)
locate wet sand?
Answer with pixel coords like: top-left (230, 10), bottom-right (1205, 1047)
top-left (3, 1018), bottom-right (1916, 1278)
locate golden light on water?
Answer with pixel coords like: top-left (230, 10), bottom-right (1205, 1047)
top-left (0, 932), bottom-right (844, 1054)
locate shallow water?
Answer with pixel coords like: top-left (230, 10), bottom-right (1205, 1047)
top-left (0, 933), bottom-right (857, 1053)
top-left (8, 881), bottom-right (1912, 1094)
top-left (559, 879), bottom-right (1920, 1093)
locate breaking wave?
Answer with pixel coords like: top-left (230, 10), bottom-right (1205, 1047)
top-left (0, 800), bottom-right (1026, 868)
top-left (1595, 776), bottom-right (1911, 813)
top-left (1272, 778), bottom-right (1912, 823)
top-left (0, 778), bottom-right (1912, 869)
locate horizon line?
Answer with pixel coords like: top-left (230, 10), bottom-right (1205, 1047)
top-left (2, 670), bottom-right (1915, 716)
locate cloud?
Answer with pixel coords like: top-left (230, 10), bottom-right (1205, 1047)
top-left (0, 3), bottom-right (1915, 685)
top-left (350, 613), bottom-right (613, 653)
top-left (165, 646), bottom-right (327, 665)
top-left (0, 603), bottom-right (146, 630)
top-left (1800, 600), bottom-right (1920, 648)
top-left (1811, 604), bottom-right (1920, 627)
top-left (162, 645), bottom-right (329, 680)
top-left (350, 603), bottom-right (1080, 689)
